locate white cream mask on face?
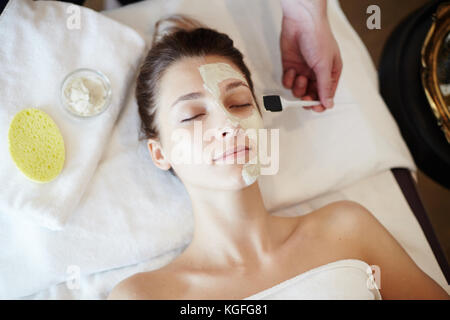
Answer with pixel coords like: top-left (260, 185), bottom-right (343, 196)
top-left (198, 62), bottom-right (264, 186)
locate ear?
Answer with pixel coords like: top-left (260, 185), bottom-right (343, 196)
top-left (147, 138), bottom-right (171, 171)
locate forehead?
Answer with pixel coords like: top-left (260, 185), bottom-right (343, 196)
top-left (158, 55), bottom-right (247, 106)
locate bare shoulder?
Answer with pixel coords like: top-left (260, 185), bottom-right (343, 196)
top-left (319, 200), bottom-right (375, 223)
top-left (281, 200), bottom-right (377, 265)
top-left (312, 199), bottom-right (404, 256)
top-left (310, 200), bottom-right (449, 299)
top-left (107, 273), bottom-right (143, 300)
top-left (107, 268), bottom-right (184, 300)
top-left (302, 200), bottom-right (377, 240)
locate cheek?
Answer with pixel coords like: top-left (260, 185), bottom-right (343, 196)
top-left (165, 127), bottom-right (211, 168)
top-left (165, 133), bottom-right (192, 166)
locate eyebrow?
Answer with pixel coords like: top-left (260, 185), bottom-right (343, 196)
top-left (224, 80), bottom-right (249, 92)
top-left (170, 92), bottom-right (203, 108)
top-left (170, 80), bottom-right (250, 108)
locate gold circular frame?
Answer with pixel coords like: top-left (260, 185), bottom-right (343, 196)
top-left (421, 3), bottom-right (450, 144)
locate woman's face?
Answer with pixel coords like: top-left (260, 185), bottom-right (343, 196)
top-left (148, 55), bottom-right (264, 190)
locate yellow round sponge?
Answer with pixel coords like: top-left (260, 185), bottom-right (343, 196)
top-left (8, 108), bottom-right (65, 183)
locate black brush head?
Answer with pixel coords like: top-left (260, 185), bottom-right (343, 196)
top-left (263, 95), bottom-right (282, 112)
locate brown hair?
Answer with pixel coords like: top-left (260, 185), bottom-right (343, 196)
top-left (136, 15), bottom-right (261, 177)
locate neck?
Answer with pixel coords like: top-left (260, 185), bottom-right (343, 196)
top-left (184, 181), bottom-right (275, 271)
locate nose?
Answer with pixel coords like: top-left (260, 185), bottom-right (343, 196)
top-left (216, 122), bottom-right (239, 140)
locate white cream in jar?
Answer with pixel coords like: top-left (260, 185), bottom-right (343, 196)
top-left (61, 69), bottom-right (111, 117)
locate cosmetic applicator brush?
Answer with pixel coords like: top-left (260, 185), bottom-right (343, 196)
top-left (263, 95), bottom-right (322, 112)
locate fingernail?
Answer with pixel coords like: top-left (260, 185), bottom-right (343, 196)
top-left (326, 99), bottom-right (334, 108)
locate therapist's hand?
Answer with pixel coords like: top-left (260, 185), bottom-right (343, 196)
top-left (280, 0), bottom-right (342, 112)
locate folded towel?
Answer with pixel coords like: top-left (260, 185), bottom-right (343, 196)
top-left (0, 0), bottom-right (146, 230)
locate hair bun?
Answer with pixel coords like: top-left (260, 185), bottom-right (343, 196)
top-left (152, 14), bottom-right (205, 47)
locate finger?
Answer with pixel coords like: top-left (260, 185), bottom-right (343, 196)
top-left (330, 55), bottom-right (343, 102)
top-left (314, 62), bottom-right (334, 109)
top-left (312, 105), bottom-right (326, 112)
top-left (305, 82), bottom-right (319, 101)
top-left (293, 75), bottom-right (307, 98)
top-left (302, 95), bottom-right (313, 110)
top-left (282, 68), bottom-right (296, 89)
top-left (303, 94), bottom-right (325, 112)
top-left (307, 81), bottom-right (316, 97)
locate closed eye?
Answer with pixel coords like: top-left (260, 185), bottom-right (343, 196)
top-left (181, 103), bottom-right (251, 122)
top-left (229, 103), bottom-right (252, 109)
top-left (181, 113), bottom-right (205, 123)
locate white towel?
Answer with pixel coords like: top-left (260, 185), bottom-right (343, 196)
top-left (0, 0), bottom-right (146, 230)
top-left (243, 259), bottom-right (382, 300)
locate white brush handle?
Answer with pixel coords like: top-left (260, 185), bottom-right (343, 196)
top-left (281, 97), bottom-right (322, 108)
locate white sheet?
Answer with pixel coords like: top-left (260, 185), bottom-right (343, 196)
top-left (20, 170), bottom-right (449, 299)
top-left (0, 0), bottom-right (425, 299)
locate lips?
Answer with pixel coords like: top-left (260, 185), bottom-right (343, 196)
top-left (213, 145), bottom-right (250, 162)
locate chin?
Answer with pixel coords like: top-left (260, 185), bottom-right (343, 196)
top-left (211, 163), bottom-right (259, 189)
top-left (177, 161), bottom-right (259, 190)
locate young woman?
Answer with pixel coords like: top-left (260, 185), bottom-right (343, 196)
top-left (108, 16), bottom-right (448, 300)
